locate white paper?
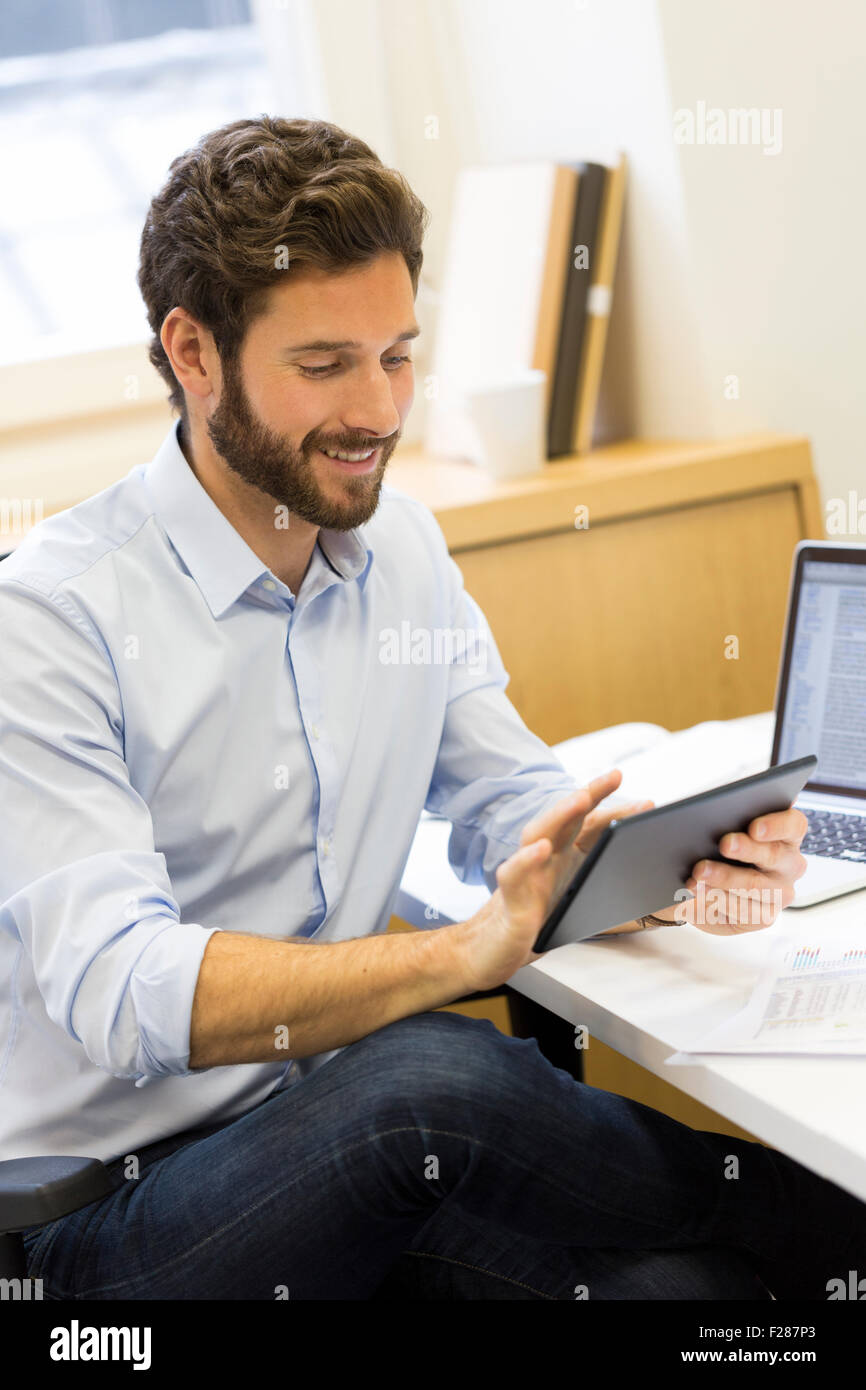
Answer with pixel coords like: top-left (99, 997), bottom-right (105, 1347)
top-left (670, 926), bottom-right (866, 1057)
top-left (541, 712), bottom-right (774, 809)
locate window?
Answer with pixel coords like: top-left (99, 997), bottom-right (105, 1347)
top-left (0, 0), bottom-right (275, 366)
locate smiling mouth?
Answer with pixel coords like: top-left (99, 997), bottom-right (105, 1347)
top-left (321, 446), bottom-right (377, 462)
top-left (315, 445), bottom-right (382, 475)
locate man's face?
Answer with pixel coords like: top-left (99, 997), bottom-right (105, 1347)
top-left (205, 251), bottom-right (418, 531)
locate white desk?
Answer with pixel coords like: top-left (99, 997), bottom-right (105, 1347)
top-left (396, 717), bottom-right (866, 1204)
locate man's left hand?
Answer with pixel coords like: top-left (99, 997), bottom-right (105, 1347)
top-left (649, 805), bottom-right (809, 935)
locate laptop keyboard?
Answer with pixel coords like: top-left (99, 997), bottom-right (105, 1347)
top-left (801, 809), bottom-right (866, 861)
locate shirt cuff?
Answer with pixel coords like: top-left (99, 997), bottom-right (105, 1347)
top-left (129, 921), bottom-right (223, 1084)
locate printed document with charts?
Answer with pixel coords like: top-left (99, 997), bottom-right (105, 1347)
top-left (668, 922), bottom-right (866, 1059)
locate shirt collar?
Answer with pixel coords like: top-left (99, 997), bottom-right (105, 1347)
top-left (143, 420), bottom-right (373, 618)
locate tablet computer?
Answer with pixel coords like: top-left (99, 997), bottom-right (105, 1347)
top-left (533, 754), bottom-right (818, 952)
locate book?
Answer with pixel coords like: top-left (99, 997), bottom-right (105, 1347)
top-left (532, 165), bottom-right (578, 414)
top-left (547, 161), bottom-right (605, 458)
top-left (425, 160), bottom-right (578, 461)
top-left (571, 154), bottom-right (627, 454)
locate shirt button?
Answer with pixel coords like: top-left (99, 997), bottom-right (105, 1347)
top-left (262, 579), bottom-right (276, 591)
top-left (310, 724), bottom-right (320, 740)
top-left (321, 837), bottom-right (330, 857)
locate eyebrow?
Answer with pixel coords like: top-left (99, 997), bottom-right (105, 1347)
top-left (283, 326), bottom-right (421, 354)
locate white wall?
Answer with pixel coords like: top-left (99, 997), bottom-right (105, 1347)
top-left (446, 0), bottom-right (866, 509)
top-left (659, 0), bottom-right (866, 515)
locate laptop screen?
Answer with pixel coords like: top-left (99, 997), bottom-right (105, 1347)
top-left (773, 548), bottom-right (866, 798)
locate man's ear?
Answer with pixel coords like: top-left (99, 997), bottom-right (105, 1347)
top-left (161, 308), bottom-right (221, 408)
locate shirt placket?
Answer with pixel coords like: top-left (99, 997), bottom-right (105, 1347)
top-left (287, 567), bottom-right (346, 932)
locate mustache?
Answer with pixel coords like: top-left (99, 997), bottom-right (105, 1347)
top-left (310, 433), bottom-right (398, 454)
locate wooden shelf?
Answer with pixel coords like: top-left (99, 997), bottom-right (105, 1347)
top-left (386, 432), bottom-right (822, 549)
top-left (388, 431), bottom-right (824, 744)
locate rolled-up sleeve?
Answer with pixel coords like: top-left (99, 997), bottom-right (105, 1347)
top-left (423, 548), bottom-right (582, 895)
top-left (0, 579), bottom-right (220, 1081)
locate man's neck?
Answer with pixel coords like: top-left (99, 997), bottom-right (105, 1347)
top-left (177, 415), bottom-right (318, 596)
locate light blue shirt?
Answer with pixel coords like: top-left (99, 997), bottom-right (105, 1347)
top-left (0, 421), bottom-right (578, 1163)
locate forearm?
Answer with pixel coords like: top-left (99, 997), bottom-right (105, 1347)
top-left (188, 923), bottom-right (473, 1069)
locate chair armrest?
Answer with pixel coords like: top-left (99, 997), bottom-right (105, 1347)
top-left (0, 1156), bottom-right (113, 1233)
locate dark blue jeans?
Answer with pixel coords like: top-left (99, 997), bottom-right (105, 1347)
top-left (19, 1011), bottom-right (863, 1299)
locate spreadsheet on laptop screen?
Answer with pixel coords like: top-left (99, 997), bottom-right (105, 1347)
top-left (777, 560), bottom-right (866, 793)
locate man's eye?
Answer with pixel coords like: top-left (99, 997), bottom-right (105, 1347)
top-left (298, 355), bottom-right (412, 378)
top-left (299, 363), bottom-right (339, 377)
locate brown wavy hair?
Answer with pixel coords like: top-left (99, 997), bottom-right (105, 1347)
top-left (138, 115), bottom-right (429, 417)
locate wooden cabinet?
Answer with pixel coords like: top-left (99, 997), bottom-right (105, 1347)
top-left (387, 433), bottom-right (824, 740)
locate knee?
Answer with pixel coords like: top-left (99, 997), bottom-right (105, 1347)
top-left (352, 1010), bottom-right (536, 1115)
top-left (362, 1008), bottom-right (503, 1072)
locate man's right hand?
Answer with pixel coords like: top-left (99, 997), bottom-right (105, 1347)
top-left (454, 771), bottom-right (653, 993)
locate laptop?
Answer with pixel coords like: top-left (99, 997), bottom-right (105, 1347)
top-left (772, 540), bottom-right (866, 907)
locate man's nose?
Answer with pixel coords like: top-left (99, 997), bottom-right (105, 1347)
top-left (339, 362), bottom-right (403, 440)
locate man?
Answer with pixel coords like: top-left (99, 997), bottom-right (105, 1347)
top-left (2, 116), bottom-right (862, 1301)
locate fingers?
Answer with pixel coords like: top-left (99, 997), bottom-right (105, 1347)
top-left (687, 805), bottom-right (809, 895)
top-left (519, 770), bottom-right (624, 853)
top-left (676, 882), bottom-right (790, 934)
top-left (718, 806), bottom-right (807, 871)
top-left (577, 798), bottom-right (654, 853)
top-left (680, 819), bottom-right (801, 933)
top-left (677, 808), bottom-right (808, 935)
top-left (686, 847), bottom-right (806, 893)
top-left (685, 860), bottom-right (797, 906)
top-left (746, 806), bottom-right (808, 847)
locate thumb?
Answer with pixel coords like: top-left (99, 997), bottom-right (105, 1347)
top-left (496, 838), bottom-right (553, 918)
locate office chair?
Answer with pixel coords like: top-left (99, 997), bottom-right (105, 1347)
top-left (0, 1156), bottom-right (113, 1279)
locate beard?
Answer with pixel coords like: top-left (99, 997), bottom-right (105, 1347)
top-left (205, 354), bottom-right (400, 531)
